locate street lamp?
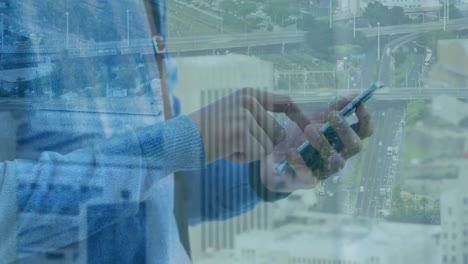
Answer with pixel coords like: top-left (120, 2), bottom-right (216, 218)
top-left (66, 12), bottom-right (69, 49)
top-left (443, 0), bottom-right (447, 31)
top-left (353, 11), bottom-right (356, 38)
top-left (244, 19), bottom-right (247, 40)
top-left (126, 9), bottom-right (130, 46)
top-left (447, 0), bottom-right (450, 22)
top-left (329, 0), bottom-right (333, 28)
top-left (377, 21), bottom-right (380, 61)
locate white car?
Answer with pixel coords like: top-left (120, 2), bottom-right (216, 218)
top-left (385, 199), bottom-right (391, 207)
top-left (386, 146), bottom-right (394, 156)
top-left (331, 176), bottom-right (340, 184)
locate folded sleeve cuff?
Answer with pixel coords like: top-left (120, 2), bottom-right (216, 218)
top-left (137, 115), bottom-right (205, 174)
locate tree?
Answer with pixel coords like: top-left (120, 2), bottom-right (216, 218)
top-left (363, 2), bottom-right (412, 26)
top-left (390, 6), bottom-right (412, 25)
top-left (237, 1), bottom-right (257, 19)
top-left (264, 0), bottom-right (299, 26)
top-left (420, 197), bottom-right (429, 212)
top-left (406, 100), bottom-right (427, 125)
top-left (420, 30), bottom-right (456, 49)
top-left (297, 14), bottom-right (317, 31)
top-left (220, 0), bottom-right (237, 15)
top-left (439, 1), bottom-right (464, 20)
top-left (303, 18), bottom-right (369, 61)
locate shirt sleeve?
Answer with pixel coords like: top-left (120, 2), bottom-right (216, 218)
top-left (184, 160), bottom-right (290, 225)
top-left (0, 115), bottom-right (204, 260)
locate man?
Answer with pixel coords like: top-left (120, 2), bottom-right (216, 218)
top-left (0, 0), bottom-right (373, 263)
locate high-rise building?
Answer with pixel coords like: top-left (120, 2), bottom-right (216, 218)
top-left (197, 211), bottom-right (441, 264)
top-left (378, 0), bottom-right (440, 10)
top-left (176, 54), bottom-right (277, 260)
top-left (440, 160), bottom-right (468, 264)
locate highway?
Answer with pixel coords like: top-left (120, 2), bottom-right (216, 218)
top-left (353, 31), bottom-right (426, 218)
top-left (0, 87), bottom-right (467, 111)
top-left (355, 104), bottom-right (406, 217)
top-left (1, 87), bottom-right (466, 112)
top-left (359, 18), bottom-right (468, 37)
top-left (3, 17), bottom-right (468, 59)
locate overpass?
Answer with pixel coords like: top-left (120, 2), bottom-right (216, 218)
top-left (1, 18), bottom-right (468, 65)
top-left (359, 17), bottom-right (468, 37)
top-left (1, 87), bottom-right (466, 113)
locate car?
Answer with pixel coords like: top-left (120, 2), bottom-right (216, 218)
top-left (327, 191), bottom-right (335, 197)
top-left (379, 188), bottom-right (386, 196)
top-left (316, 186), bottom-right (325, 196)
top-left (331, 176), bottom-right (340, 184)
top-left (384, 199), bottom-right (391, 207)
top-left (386, 146), bottom-right (394, 156)
top-left (359, 186), bottom-right (365, 193)
top-left (392, 156), bottom-right (398, 161)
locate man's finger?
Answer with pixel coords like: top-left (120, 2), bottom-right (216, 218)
top-left (353, 103), bottom-right (374, 139)
top-left (243, 109), bottom-right (275, 156)
top-left (303, 124), bottom-right (345, 179)
top-left (239, 95), bottom-right (286, 144)
top-left (287, 149), bottom-right (317, 188)
top-left (236, 88), bottom-right (311, 132)
top-left (328, 95), bottom-right (357, 112)
top-left (328, 111), bottom-right (363, 160)
top-left (230, 131), bottom-right (267, 163)
top-left (312, 96), bottom-right (357, 123)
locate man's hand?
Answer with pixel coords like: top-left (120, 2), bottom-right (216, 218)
top-left (259, 98), bottom-right (374, 193)
top-left (189, 88), bottom-right (310, 164)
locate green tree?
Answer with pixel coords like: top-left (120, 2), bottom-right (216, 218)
top-left (406, 100), bottom-right (427, 125)
top-left (363, 2), bottom-right (412, 26)
top-left (420, 197), bottom-right (429, 212)
top-left (302, 17), bottom-right (368, 61)
top-left (439, 1), bottom-right (464, 20)
top-left (420, 30), bottom-right (456, 49)
top-left (237, 1), bottom-right (257, 19)
top-left (264, 0), bottom-right (299, 26)
top-left (389, 6), bottom-right (412, 25)
top-left (220, 0), bottom-right (236, 15)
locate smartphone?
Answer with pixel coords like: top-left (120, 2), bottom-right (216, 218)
top-left (275, 81), bottom-right (384, 179)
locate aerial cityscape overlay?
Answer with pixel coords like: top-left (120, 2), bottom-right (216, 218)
top-left (1, 0), bottom-right (468, 263)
